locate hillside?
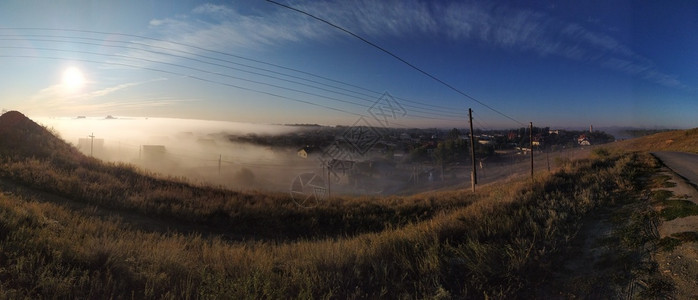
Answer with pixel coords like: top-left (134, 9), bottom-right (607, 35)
top-left (611, 127), bottom-right (698, 153)
top-left (0, 111), bottom-right (690, 298)
top-left (0, 111), bottom-right (468, 241)
top-left (0, 111), bottom-right (83, 160)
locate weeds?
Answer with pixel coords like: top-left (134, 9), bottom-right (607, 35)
top-left (591, 147), bottom-right (611, 159)
top-left (658, 232), bottom-right (698, 252)
top-left (650, 175), bottom-right (676, 188)
top-left (651, 190), bottom-right (674, 202)
top-left (660, 200), bottom-right (698, 221)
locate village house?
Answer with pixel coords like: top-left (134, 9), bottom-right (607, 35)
top-left (297, 145), bottom-right (318, 158)
top-left (577, 134), bottom-right (591, 146)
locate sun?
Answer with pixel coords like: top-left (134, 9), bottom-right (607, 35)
top-left (61, 67), bottom-right (86, 91)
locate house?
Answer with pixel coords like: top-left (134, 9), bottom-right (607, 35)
top-left (477, 135), bottom-right (494, 145)
top-left (141, 145), bottom-right (166, 161)
top-left (577, 134), bottom-right (591, 146)
top-left (516, 147), bottom-right (531, 154)
top-left (297, 145), bottom-right (318, 159)
top-left (532, 134), bottom-right (542, 147)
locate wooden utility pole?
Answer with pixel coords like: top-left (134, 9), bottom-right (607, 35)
top-left (469, 108), bottom-right (477, 192)
top-left (327, 163), bottom-right (331, 199)
top-left (88, 132), bottom-right (95, 157)
top-left (412, 166), bottom-right (418, 185)
top-left (529, 122), bottom-right (534, 179)
top-left (218, 154), bottom-right (222, 175)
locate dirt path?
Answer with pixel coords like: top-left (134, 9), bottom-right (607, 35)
top-left (650, 166), bottom-right (698, 299)
top-left (536, 152), bottom-right (698, 299)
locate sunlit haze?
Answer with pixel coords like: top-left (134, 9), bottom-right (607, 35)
top-left (61, 67), bottom-right (86, 92)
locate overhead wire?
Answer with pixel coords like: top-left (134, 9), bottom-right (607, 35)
top-left (0, 28), bottom-right (468, 118)
top-left (0, 53), bottom-right (369, 118)
top-left (0, 35), bottom-right (464, 118)
top-left (0, 39), bottom-right (464, 123)
top-left (0, 27), bottom-right (533, 182)
top-left (265, 0), bottom-right (526, 127)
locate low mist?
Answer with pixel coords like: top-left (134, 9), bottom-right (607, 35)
top-left (35, 116), bottom-right (320, 192)
top-left (34, 116), bottom-right (556, 197)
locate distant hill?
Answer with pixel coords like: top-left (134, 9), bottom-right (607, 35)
top-left (609, 127), bottom-right (698, 153)
top-left (0, 111), bottom-right (82, 161)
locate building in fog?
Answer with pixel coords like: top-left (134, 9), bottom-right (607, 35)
top-left (297, 145), bottom-right (318, 159)
top-left (141, 145), bottom-right (167, 161)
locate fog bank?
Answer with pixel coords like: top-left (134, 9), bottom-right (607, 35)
top-left (35, 116), bottom-right (320, 191)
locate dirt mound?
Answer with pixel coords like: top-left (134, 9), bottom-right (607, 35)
top-left (0, 110), bottom-right (44, 135)
top-left (0, 111), bottom-right (82, 160)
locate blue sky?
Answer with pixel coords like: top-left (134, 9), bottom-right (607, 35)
top-left (0, 0), bottom-right (696, 130)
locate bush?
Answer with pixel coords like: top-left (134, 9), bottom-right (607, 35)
top-left (591, 147), bottom-right (610, 158)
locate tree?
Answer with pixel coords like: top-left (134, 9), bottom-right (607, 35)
top-left (432, 133), bottom-right (468, 165)
top-left (447, 128), bottom-right (461, 140)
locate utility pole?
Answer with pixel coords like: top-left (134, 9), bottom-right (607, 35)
top-left (327, 162), bottom-right (331, 199)
top-left (88, 132), bottom-right (95, 157)
top-left (218, 154), bottom-right (222, 175)
top-left (529, 122), bottom-right (534, 180)
top-left (469, 108), bottom-right (477, 192)
top-left (409, 165), bottom-right (419, 185)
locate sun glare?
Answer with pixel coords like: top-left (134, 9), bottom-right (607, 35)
top-left (61, 67), bottom-right (86, 91)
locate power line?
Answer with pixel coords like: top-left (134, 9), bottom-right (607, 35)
top-left (0, 28), bottom-right (467, 117)
top-left (0, 53), bottom-right (367, 118)
top-left (0, 36), bottom-right (465, 121)
top-left (4, 37), bottom-right (463, 118)
top-left (265, 0), bottom-right (526, 126)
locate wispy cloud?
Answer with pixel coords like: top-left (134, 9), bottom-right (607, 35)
top-left (66, 98), bottom-right (195, 115)
top-left (147, 4), bottom-right (330, 51)
top-left (192, 3), bottom-right (236, 19)
top-left (135, 1), bottom-right (682, 89)
top-left (23, 78), bottom-right (177, 116)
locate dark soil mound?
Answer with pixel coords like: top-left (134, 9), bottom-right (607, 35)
top-left (0, 111), bottom-right (82, 161)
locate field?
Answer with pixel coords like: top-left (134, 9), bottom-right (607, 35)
top-left (0, 111), bottom-right (696, 298)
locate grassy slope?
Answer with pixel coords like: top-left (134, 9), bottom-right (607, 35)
top-left (610, 127), bottom-right (698, 153)
top-left (0, 154), bottom-right (652, 298)
top-left (0, 111), bottom-right (472, 241)
top-left (0, 112), bottom-right (694, 298)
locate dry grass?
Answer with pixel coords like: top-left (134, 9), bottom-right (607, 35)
top-left (0, 151), bottom-right (652, 298)
top-left (0, 111), bottom-right (675, 298)
top-left (610, 127), bottom-right (698, 153)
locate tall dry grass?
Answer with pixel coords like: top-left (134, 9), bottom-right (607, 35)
top-left (0, 151), bottom-right (655, 298)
